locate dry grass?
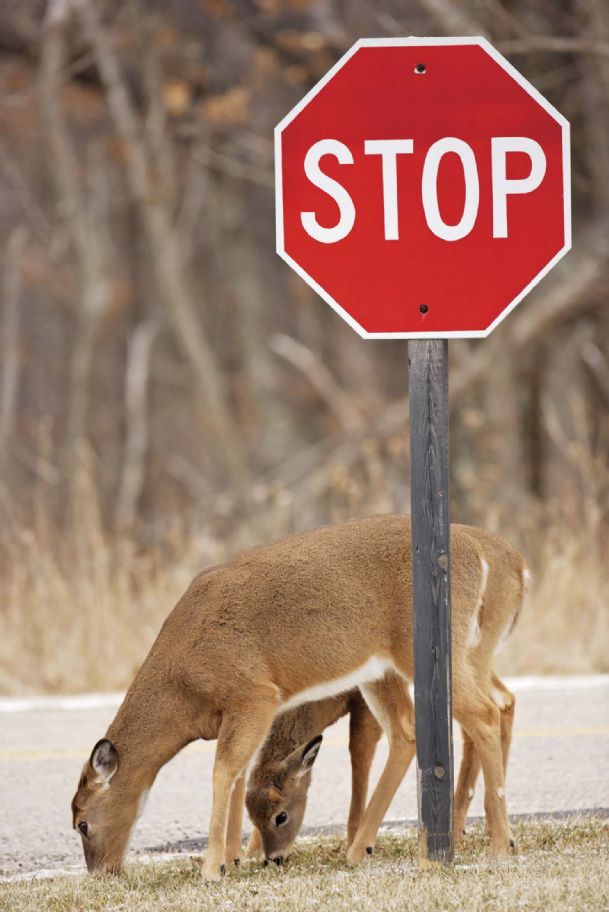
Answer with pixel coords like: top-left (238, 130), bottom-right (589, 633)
top-left (498, 533), bottom-right (609, 676)
top-left (0, 482), bottom-right (608, 694)
top-left (0, 534), bottom-right (204, 696)
top-left (1, 819), bottom-right (608, 912)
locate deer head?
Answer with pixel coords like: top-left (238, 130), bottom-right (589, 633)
top-left (245, 735), bottom-right (323, 861)
top-left (71, 739), bottom-right (141, 874)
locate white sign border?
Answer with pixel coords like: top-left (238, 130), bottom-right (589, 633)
top-left (274, 36), bottom-right (572, 340)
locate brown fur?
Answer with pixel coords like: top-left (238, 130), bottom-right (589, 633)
top-left (71, 515), bottom-right (527, 880)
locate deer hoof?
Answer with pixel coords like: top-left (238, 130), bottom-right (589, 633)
top-left (490, 841), bottom-right (511, 860)
top-left (202, 861), bottom-right (224, 882)
top-left (366, 846), bottom-right (373, 855)
top-left (346, 844), bottom-right (367, 866)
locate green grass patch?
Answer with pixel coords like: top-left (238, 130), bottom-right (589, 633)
top-left (1, 818), bottom-right (608, 912)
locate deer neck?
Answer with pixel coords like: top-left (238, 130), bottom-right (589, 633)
top-left (106, 672), bottom-right (196, 794)
top-left (304, 693), bottom-right (351, 735)
top-left (256, 694), bottom-right (349, 771)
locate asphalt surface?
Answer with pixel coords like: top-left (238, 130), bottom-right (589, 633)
top-left (1, 676), bottom-right (608, 880)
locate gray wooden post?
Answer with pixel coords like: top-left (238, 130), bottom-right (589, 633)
top-left (408, 338), bottom-right (454, 866)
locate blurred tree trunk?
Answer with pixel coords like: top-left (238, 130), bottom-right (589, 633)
top-left (480, 333), bottom-right (527, 529)
top-left (71, 0), bottom-right (249, 488)
top-left (115, 320), bottom-right (158, 531)
top-left (578, 0), bottom-right (609, 216)
top-left (0, 227), bottom-right (27, 462)
top-left (40, 1), bottom-right (111, 510)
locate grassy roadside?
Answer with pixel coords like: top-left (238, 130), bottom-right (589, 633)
top-left (1, 819), bottom-right (607, 912)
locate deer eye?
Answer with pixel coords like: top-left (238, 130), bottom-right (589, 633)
top-left (275, 811), bottom-right (288, 827)
top-left (78, 821), bottom-right (89, 837)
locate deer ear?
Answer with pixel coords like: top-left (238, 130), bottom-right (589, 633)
top-left (282, 734), bottom-right (323, 781)
top-left (298, 735), bottom-right (323, 776)
top-left (90, 739), bottom-right (119, 784)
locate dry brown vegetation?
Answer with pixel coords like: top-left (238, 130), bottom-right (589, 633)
top-left (1, 457), bottom-right (607, 693)
top-left (1, 819), bottom-right (608, 912)
top-left (0, 1), bottom-right (608, 693)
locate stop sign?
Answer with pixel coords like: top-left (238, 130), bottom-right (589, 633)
top-left (276, 38), bottom-right (570, 338)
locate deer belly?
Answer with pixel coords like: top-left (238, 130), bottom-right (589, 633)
top-left (278, 655), bottom-right (395, 712)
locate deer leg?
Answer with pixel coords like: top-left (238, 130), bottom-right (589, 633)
top-left (346, 675), bottom-right (416, 865)
top-left (456, 676), bottom-right (516, 844)
top-left (490, 673), bottom-right (516, 775)
top-left (454, 683), bottom-right (511, 858)
top-left (225, 773), bottom-right (246, 867)
top-left (245, 826), bottom-right (264, 859)
top-left (203, 701), bottom-right (276, 881)
top-left (454, 726), bottom-right (481, 843)
top-left (490, 674), bottom-right (516, 848)
top-left (346, 700), bottom-right (383, 847)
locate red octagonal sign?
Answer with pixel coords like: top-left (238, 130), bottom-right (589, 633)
top-left (276, 38), bottom-right (571, 338)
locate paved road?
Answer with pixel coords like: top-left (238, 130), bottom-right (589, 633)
top-left (1, 676), bottom-right (608, 880)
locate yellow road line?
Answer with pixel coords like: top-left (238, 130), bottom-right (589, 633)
top-left (1, 726), bottom-right (608, 762)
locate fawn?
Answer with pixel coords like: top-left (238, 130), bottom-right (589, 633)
top-left (244, 691), bottom-right (381, 861)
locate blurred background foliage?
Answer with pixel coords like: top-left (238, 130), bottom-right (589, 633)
top-left (0, 0), bottom-right (607, 691)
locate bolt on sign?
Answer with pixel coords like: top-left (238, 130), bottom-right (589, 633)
top-left (274, 37), bottom-right (571, 865)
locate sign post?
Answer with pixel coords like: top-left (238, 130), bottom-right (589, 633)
top-left (408, 339), bottom-right (452, 864)
top-left (275, 36), bottom-right (570, 866)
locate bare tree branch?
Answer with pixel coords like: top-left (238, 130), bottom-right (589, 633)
top-left (0, 137), bottom-right (51, 243)
top-left (498, 36), bottom-right (609, 59)
top-left (581, 339), bottom-right (609, 406)
top-left (415, 0), bottom-right (486, 36)
top-left (193, 146), bottom-right (274, 189)
top-left (269, 332), bottom-right (363, 430)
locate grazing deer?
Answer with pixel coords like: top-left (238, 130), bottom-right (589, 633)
top-left (71, 515), bottom-right (527, 880)
top-left (244, 691), bottom-right (382, 862)
top-left (451, 524), bottom-right (527, 842)
top-left (244, 523), bottom-right (526, 861)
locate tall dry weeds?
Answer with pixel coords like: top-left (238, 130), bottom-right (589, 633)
top-left (0, 445), bottom-right (607, 694)
top-left (0, 466), bottom-right (201, 694)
